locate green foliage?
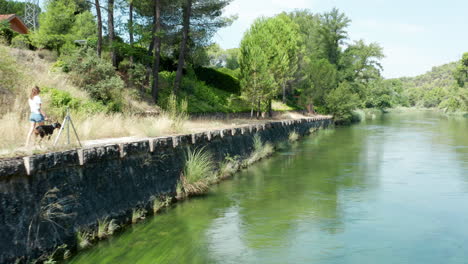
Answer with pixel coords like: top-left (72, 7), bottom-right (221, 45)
top-left (216, 67), bottom-right (240, 79)
top-left (0, 0), bottom-right (32, 17)
top-left (179, 147), bottom-right (216, 196)
top-left (239, 14), bottom-right (301, 113)
top-left (325, 82), bottom-right (359, 123)
top-left (245, 134), bottom-right (274, 166)
top-left (0, 20), bottom-right (15, 44)
top-left (194, 66), bottom-right (240, 94)
top-left (11, 34), bottom-right (31, 49)
top-left (318, 8), bottom-right (351, 65)
top-left (341, 40), bottom-right (384, 84)
top-left (184, 147), bottom-right (215, 184)
top-left (31, 0), bottom-right (95, 54)
top-left (364, 79), bottom-right (393, 110)
top-left (61, 48), bottom-right (124, 110)
top-left (299, 58), bottom-right (337, 109)
top-left (41, 87), bottom-right (109, 116)
top-left (454, 52), bottom-right (468, 87)
top-left (225, 48), bottom-right (240, 70)
top-left (389, 61), bottom-right (467, 113)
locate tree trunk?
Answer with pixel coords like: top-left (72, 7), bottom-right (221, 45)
top-left (151, 0), bottom-right (162, 104)
top-left (257, 99), bottom-right (261, 118)
top-left (174, 0), bottom-right (192, 93)
top-left (145, 9), bottom-right (158, 86)
top-left (95, 0), bottom-right (102, 57)
top-left (129, 1), bottom-right (134, 65)
top-left (282, 82), bottom-right (286, 103)
top-left (268, 99), bottom-right (273, 117)
top-left (108, 0), bottom-right (116, 67)
top-left (307, 102), bottom-right (315, 114)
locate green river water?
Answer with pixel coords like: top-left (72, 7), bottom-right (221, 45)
top-left (69, 111), bottom-right (468, 264)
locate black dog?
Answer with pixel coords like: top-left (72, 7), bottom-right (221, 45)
top-left (34, 122), bottom-right (61, 141)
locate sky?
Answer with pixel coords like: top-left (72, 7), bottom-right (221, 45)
top-left (213, 0), bottom-right (468, 78)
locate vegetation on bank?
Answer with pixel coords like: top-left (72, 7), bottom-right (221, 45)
top-left (385, 58), bottom-right (467, 113)
top-left (0, 0), bottom-right (391, 130)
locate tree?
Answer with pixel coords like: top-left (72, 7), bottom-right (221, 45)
top-left (454, 52), bottom-right (468, 87)
top-left (94, 0), bottom-right (103, 56)
top-left (225, 48), bottom-right (239, 69)
top-left (300, 58), bottom-right (337, 113)
top-left (341, 40), bottom-right (384, 83)
top-left (318, 8), bottom-right (350, 66)
top-left (238, 15), bottom-right (300, 114)
top-left (325, 81), bottom-right (359, 123)
top-left (128, 0), bottom-right (134, 64)
top-left (174, 0), bottom-right (193, 92)
top-left (32, 0), bottom-right (76, 54)
top-left (239, 42), bottom-right (275, 117)
top-left (108, 0), bottom-right (117, 67)
top-left (151, 0), bottom-right (162, 103)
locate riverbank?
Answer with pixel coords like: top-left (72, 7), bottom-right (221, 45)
top-left (65, 111), bottom-right (468, 264)
top-left (0, 111), bottom-right (317, 159)
top-left (387, 106), bottom-right (468, 117)
top-left (0, 116), bottom-right (332, 263)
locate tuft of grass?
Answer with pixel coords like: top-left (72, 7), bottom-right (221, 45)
top-left (309, 127), bottom-right (318, 133)
top-left (288, 131), bottom-right (299, 142)
top-left (132, 208), bottom-right (147, 224)
top-left (152, 196), bottom-right (171, 214)
top-left (76, 230), bottom-right (93, 250)
top-left (244, 134), bottom-right (274, 166)
top-left (97, 218), bottom-right (109, 239)
top-left (97, 217), bottom-right (119, 239)
top-left (178, 147), bottom-right (216, 197)
top-left (219, 155), bottom-right (241, 180)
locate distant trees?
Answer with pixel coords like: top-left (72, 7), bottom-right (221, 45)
top-left (454, 52), bottom-right (468, 87)
top-left (238, 8), bottom-right (387, 121)
top-left (31, 0), bottom-right (96, 54)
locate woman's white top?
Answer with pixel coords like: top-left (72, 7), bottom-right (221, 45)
top-left (29, 95), bottom-right (42, 114)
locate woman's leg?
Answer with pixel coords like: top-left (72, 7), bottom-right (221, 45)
top-left (25, 122), bottom-right (36, 147)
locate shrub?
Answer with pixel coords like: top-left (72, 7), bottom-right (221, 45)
top-left (0, 20), bottom-right (16, 44)
top-left (42, 87), bottom-right (109, 116)
top-left (61, 48), bottom-right (124, 110)
top-left (194, 66), bottom-right (240, 94)
top-left (11, 34), bottom-right (32, 49)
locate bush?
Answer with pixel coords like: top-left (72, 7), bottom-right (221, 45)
top-left (194, 66), bottom-right (240, 94)
top-left (0, 21), bottom-right (16, 44)
top-left (325, 82), bottom-right (360, 124)
top-left (42, 87), bottom-right (109, 116)
top-left (61, 48), bottom-right (124, 110)
top-left (11, 34), bottom-right (32, 49)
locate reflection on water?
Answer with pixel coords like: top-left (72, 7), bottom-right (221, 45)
top-left (69, 111), bottom-right (468, 264)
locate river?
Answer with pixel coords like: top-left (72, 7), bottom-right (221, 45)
top-left (68, 111), bottom-right (468, 264)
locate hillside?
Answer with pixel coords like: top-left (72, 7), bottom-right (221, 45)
top-left (0, 44), bottom-right (299, 156)
top-left (390, 62), bottom-right (467, 111)
top-left (397, 62), bottom-right (458, 91)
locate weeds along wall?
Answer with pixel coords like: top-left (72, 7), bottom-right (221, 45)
top-left (0, 117), bottom-right (332, 263)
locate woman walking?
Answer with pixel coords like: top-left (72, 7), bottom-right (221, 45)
top-left (25, 86), bottom-right (48, 147)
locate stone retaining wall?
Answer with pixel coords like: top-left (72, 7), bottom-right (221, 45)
top-left (0, 117), bottom-right (332, 263)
